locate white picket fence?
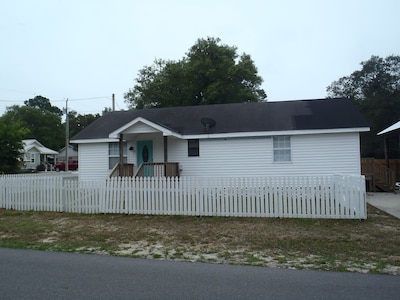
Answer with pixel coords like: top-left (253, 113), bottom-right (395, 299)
top-left (0, 174), bottom-right (367, 219)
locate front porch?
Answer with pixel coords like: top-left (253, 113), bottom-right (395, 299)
top-left (109, 116), bottom-right (181, 178)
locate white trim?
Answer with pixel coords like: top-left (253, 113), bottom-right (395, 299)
top-left (184, 127), bottom-right (370, 140)
top-left (108, 117), bottom-right (176, 138)
top-left (377, 120), bottom-right (400, 135)
top-left (71, 138), bottom-right (119, 144)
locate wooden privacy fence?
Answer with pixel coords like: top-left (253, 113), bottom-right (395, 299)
top-left (0, 174), bottom-right (367, 219)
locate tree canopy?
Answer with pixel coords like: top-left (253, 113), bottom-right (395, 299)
top-left (0, 117), bottom-right (28, 173)
top-left (68, 111), bottom-right (100, 139)
top-left (24, 95), bottom-right (63, 116)
top-left (327, 55), bottom-right (400, 158)
top-left (2, 96), bottom-right (65, 151)
top-left (125, 37), bottom-right (267, 109)
top-left (0, 95), bottom-right (103, 173)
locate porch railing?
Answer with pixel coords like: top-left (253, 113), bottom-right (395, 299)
top-left (109, 163), bottom-right (134, 177)
top-left (135, 162), bottom-right (180, 177)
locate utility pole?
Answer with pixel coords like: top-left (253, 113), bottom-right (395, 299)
top-left (112, 93), bottom-right (115, 111)
top-left (65, 99), bottom-right (69, 171)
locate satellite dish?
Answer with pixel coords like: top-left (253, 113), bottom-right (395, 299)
top-left (201, 117), bottom-right (216, 132)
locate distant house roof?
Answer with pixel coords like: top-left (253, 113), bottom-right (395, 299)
top-left (23, 139), bottom-right (58, 155)
top-left (58, 144), bottom-right (76, 152)
top-left (71, 98), bottom-right (370, 141)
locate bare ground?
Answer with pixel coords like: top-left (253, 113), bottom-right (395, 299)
top-left (1, 204), bottom-right (399, 275)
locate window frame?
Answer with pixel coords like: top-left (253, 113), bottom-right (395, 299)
top-left (188, 139), bottom-right (200, 157)
top-left (108, 142), bottom-right (128, 169)
top-left (273, 136), bottom-right (292, 163)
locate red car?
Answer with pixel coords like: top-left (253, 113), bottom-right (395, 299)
top-left (55, 160), bottom-right (78, 171)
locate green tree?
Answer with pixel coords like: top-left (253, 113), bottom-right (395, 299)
top-left (24, 95), bottom-right (63, 116)
top-left (3, 104), bottom-right (64, 151)
top-left (68, 111), bottom-right (100, 139)
top-left (327, 55), bottom-right (400, 158)
top-left (0, 117), bottom-right (28, 173)
top-left (102, 107), bottom-right (113, 115)
top-left (125, 37), bottom-right (267, 109)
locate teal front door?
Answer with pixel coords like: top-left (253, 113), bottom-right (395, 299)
top-left (137, 140), bottom-right (153, 176)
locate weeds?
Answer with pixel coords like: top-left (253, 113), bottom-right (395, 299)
top-left (0, 205), bottom-right (399, 275)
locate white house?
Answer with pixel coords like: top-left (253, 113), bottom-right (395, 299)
top-left (71, 98), bottom-right (370, 181)
top-left (22, 139), bottom-right (58, 171)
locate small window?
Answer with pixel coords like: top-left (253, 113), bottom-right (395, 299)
top-left (273, 136), bottom-right (291, 162)
top-left (188, 139), bottom-right (199, 157)
top-left (31, 153), bottom-right (35, 163)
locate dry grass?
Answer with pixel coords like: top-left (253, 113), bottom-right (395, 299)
top-left (0, 204), bottom-right (399, 275)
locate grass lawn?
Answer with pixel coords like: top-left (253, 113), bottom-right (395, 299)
top-left (0, 204), bottom-right (399, 275)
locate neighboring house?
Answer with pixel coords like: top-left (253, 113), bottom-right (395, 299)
top-left (378, 120), bottom-right (400, 137)
top-left (58, 144), bottom-right (78, 162)
top-left (22, 139), bottom-right (59, 171)
top-left (71, 98), bottom-right (370, 181)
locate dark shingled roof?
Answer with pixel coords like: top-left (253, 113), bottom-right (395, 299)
top-left (71, 98), bottom-right (370, 140)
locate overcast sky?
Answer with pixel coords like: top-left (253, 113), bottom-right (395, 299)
top-left (1, 0), bottom-right (399, 116)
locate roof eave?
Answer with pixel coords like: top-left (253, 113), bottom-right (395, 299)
top-left (71, 138), bottom-right (120, 144)
top-left (72, 127), bottom-right (370, 143)
top-left (183, 127), bottom-right (371, 139)
top-left (377, 121), bottom-right (400, 135)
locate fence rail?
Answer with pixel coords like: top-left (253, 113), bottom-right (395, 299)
top-left (0, 174), bottom-right (367, 219)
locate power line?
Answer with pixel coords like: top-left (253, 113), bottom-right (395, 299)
top-left (63, 96), bottom-right (111, 101)
top-left (0, 96), bottom-right (110, 102)
top-left (0, 99), bottom-right (25, 102)
top-left (0, 95), bottom-right (126, 116)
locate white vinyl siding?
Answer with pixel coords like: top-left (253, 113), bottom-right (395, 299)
top-left (169, 137), bottom-right (270, 177)
top-left (289, 133), bottom-right (361, 175)
top-left (78, 143), bottom-right (110, 181)
top-left (77, 132), bottom-right (362, 180)
top-left (169, 132), bottom-right (361, 177)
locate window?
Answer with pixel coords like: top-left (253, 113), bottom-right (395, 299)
top-left (188, 139), bottom-right (199, 157)
top-left (31, 153), bottom-right (35, 163)
top-left (273, 136), bottom-right (291, 162)
top-left (109, 142), bottom-right (127, 169)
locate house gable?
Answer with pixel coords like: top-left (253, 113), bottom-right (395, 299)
top-left (23, 139), bottom-right (58, 155)
top-left (108, 117), bottom-right (177, 139)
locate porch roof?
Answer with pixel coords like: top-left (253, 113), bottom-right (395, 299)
top-left (71, 98), bottom-right (370, 141)
top-left (377, 120), bottom-right (400, 137)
